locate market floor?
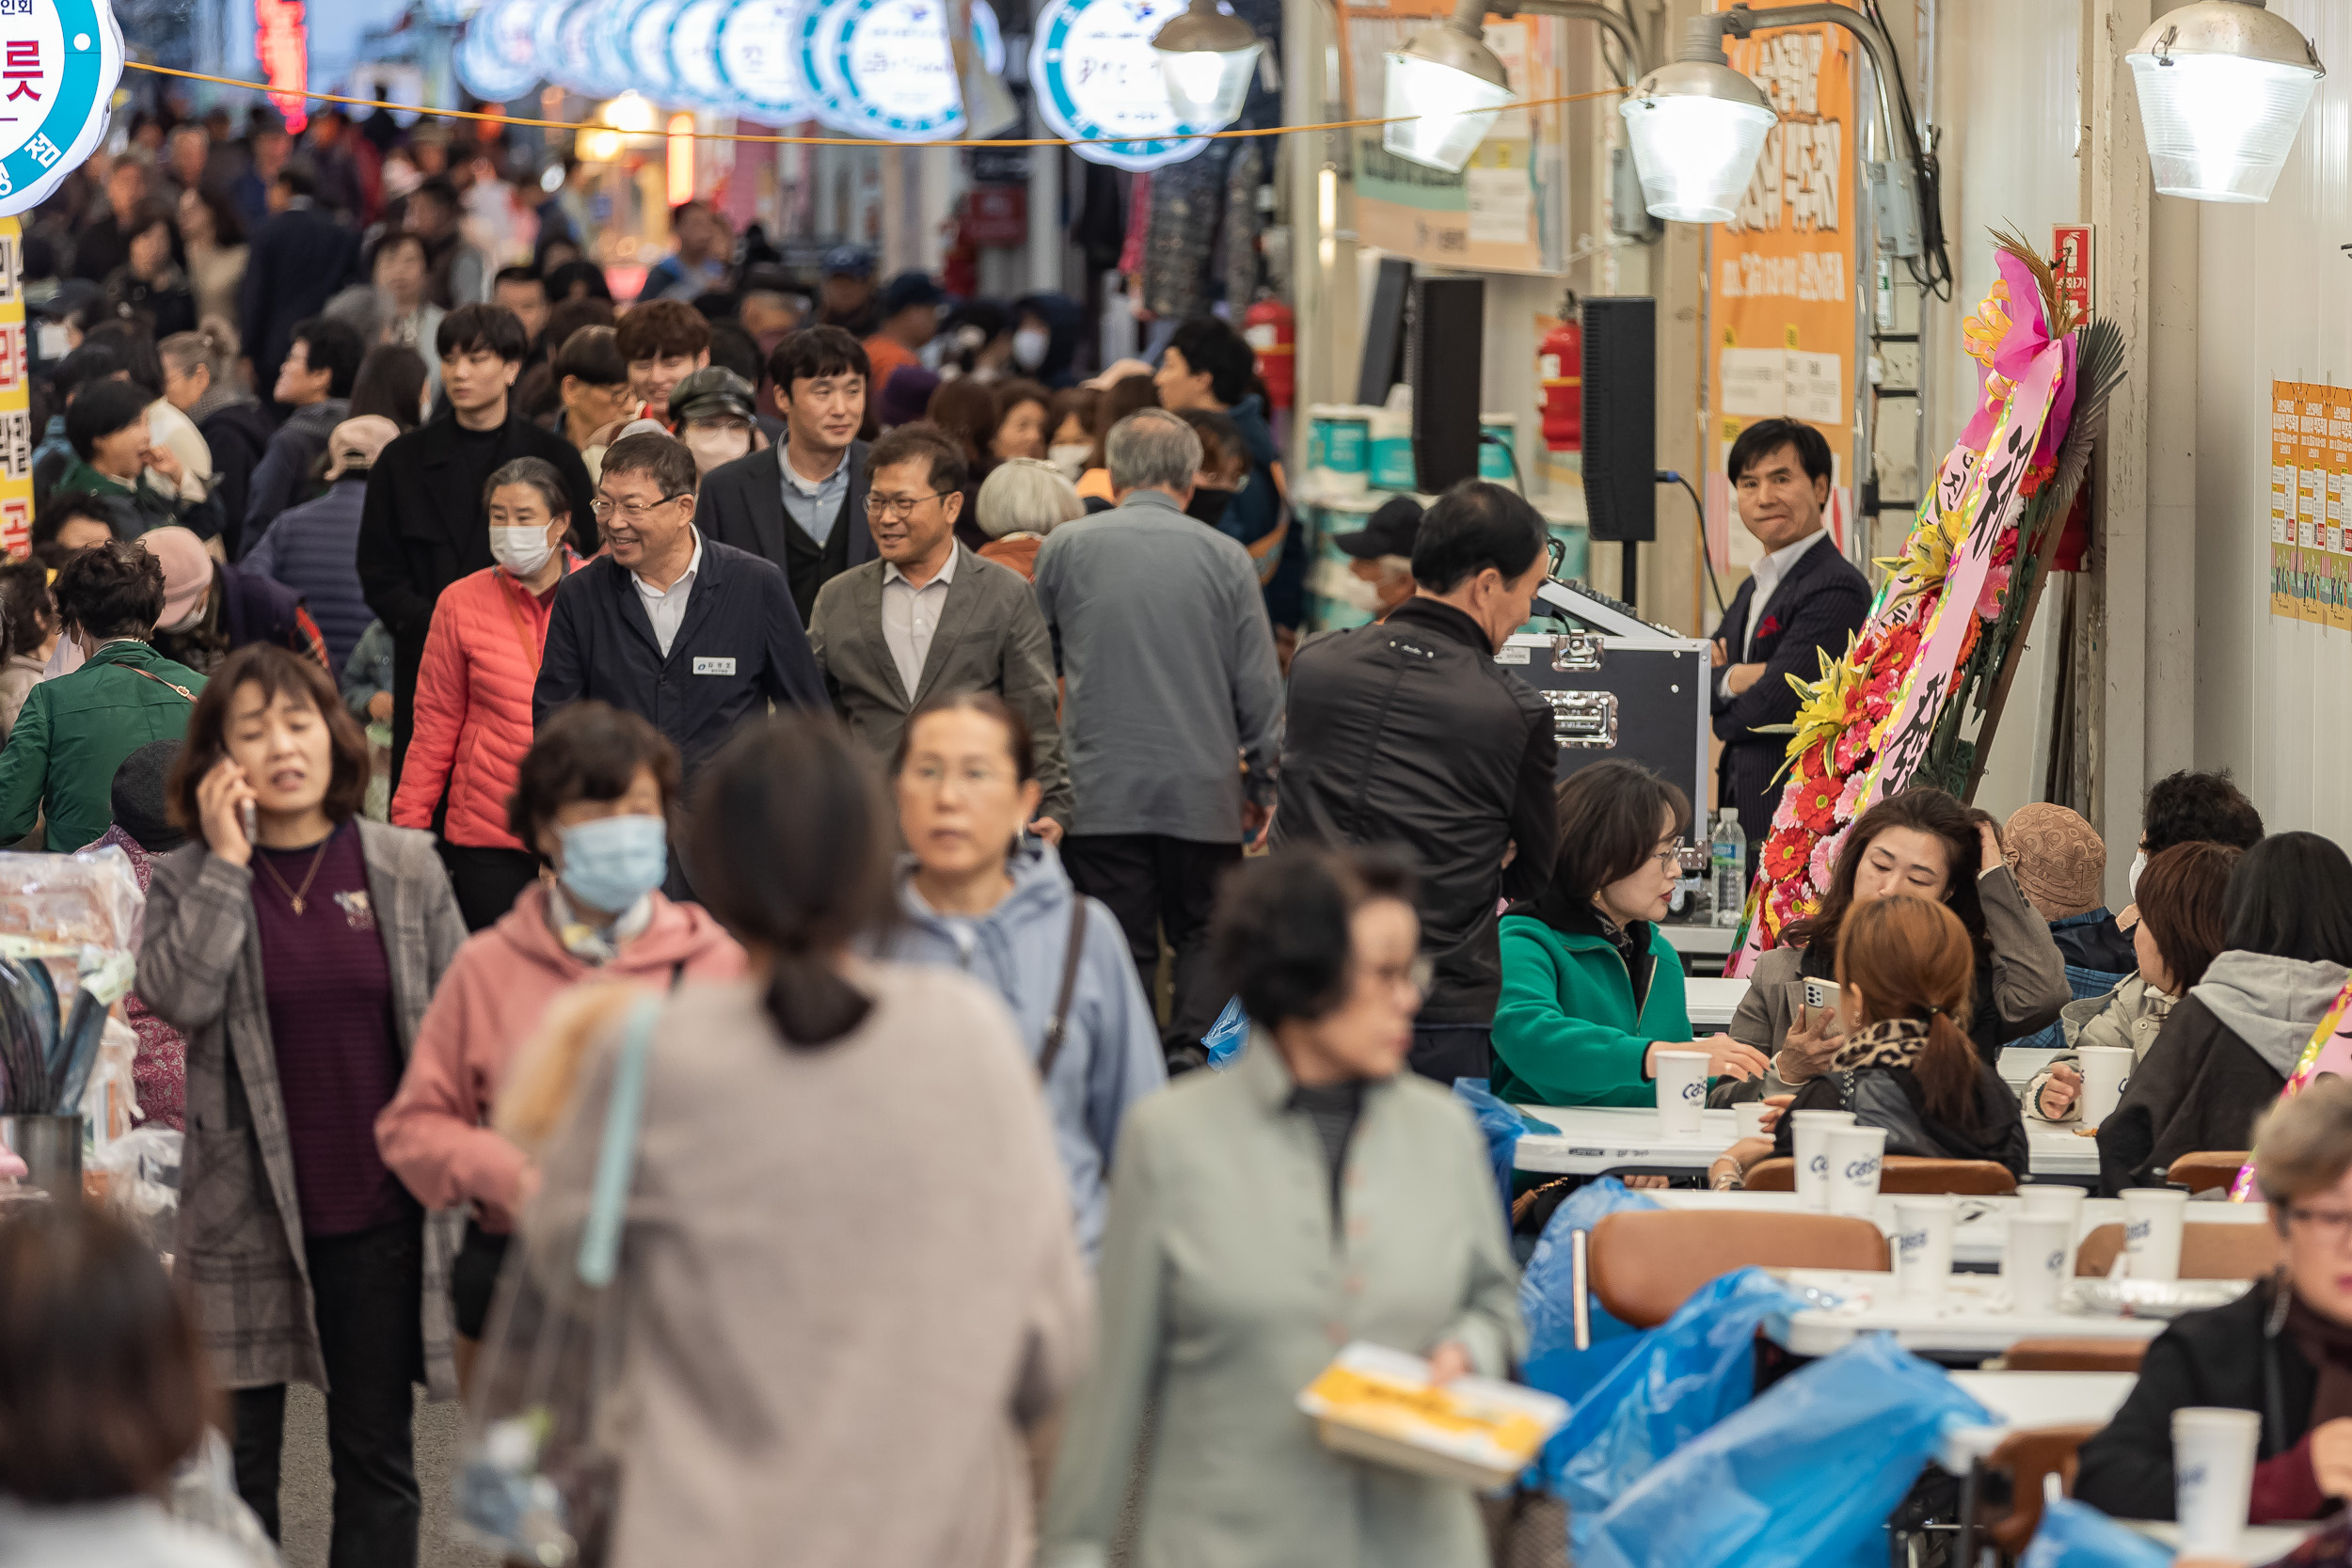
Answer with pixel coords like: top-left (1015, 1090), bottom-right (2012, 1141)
top-left (274, 1384), bottom-right (494, 1568)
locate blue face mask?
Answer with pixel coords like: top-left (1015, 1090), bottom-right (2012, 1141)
top-left (557, 815), bottom-right (669, 915)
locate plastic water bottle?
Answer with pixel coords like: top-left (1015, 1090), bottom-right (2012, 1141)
top-left (1711, 810), bottom-right (1747, 927)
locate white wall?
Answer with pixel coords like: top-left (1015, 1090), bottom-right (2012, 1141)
top-left (2192, 0), bottom-right (2352, 840)
top-left (1926, 0), bottom-right (2081, 824)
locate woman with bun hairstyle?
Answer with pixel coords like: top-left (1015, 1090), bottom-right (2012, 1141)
top-left (161, 322), bottom-right (274, 541)
top-left (1712, 784), bottom-right (2070, 1103)
top-left (1709, 895), bottom-right (2029, 1188)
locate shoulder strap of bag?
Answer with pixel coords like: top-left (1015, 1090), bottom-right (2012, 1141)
top-left (577, 993), bottom-right (663, 1288)
top-left (117, 661), bottom-right (198, 701)
top-left (1037, 896), bottom-right (1089, 1083)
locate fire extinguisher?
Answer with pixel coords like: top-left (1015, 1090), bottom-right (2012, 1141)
top-left (1243, 296), bottom-right (1295, 411)
top-left (1539, 293), bottom-right (1582, 452)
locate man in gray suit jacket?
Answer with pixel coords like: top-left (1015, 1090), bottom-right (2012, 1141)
top-left (807, 424), bottom-right (1073, 834)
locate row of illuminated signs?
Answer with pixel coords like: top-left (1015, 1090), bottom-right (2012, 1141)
top-left (455, 0), bottom-right (1216, 167)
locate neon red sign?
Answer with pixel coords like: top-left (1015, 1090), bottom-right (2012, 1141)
top-left (255, 0), bottom-right (308, 134)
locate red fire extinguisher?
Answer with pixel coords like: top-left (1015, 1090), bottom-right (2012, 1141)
top-left (1539, 293), bottom-right (1582, 452)
top-left (1243, 297), bottom-right (1295, 411)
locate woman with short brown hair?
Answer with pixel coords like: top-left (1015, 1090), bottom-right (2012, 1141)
top-left (138, 641), bottom-right (468, 1567)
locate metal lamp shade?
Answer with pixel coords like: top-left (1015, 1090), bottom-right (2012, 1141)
top-left (1619, 56), bottom-right (1777, 223)
top-left (2128, 1), bottom-right (2326, 202)
top-left (1380, 26), bottom-right (1516, 173)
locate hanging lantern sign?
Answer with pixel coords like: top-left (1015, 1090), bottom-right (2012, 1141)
top-left (539, 0), bottom-right (629, 96)
top-left (1030, 0), bottom-right (1205, 171)
top-left (587, 0), bottom-right (640, 95)
top-left (0, 0), bottom-right (123, 217)
top-left (424, 0), bottom-right (487, 21)
top-left (668, 0), bottom-right (741, 113)
top-left (805, 0), bottom-right (1005, 141)
top-left (620, 0), bottom-right (690, 103)
top-left (715, 0), bottom-right (818, 121)
top-left (454, 0), bottom-right (549, 104)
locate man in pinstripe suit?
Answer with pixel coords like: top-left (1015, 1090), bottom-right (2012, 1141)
top-left (1709, 419), bottom-right (1872, 875)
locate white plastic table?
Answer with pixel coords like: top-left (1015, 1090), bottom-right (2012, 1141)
top-left (1648, 1190), bottom-right (2272, 1268)
top-left (1661, 923), bottom-right (1740, 957)
top-left (1764, 1268), bottom-right (2197, 1358)
top-left (1938, 1370), bottom-right (2136, 1470)
top-left (1685, 976), bottom-right (1749, 1029)
top-left (1510, 1105), bottom-right (2109, 1180)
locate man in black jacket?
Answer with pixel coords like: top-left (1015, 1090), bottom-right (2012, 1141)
top-left (237, 160), bottom-right (360, 412)
top-left (694, 325), bottom-right (878, 624)
top-left (1272, 481), bottom-right (1560, 1085)
top-left (535, 431), bottom-right (825, 889)
top-left (357, 304), bottom-right (596, 781)
top-left (1709, 418), bottom-right (1872, 870)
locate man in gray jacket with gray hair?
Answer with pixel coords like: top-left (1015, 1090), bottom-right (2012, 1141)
top-left (1034, 407), bottom-right (1284, 1069)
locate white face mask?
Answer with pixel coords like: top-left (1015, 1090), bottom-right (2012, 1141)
top-left (2128, 849), bottom-right (2147, 897)
top-left (1012, 326), bottom-right (1050, 372)
top-left (1047, 443), bottom-right (1091, 481)
top-left (683, 426), bottom-right (754, 474)
top-left (490, 525), bottom-right (557, 578)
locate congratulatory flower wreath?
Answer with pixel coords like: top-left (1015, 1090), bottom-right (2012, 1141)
top-left (1729, 230), bottom-right (2127, 971)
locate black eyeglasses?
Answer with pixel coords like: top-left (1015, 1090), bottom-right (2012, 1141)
top-left (865, 490), bottom-right (952, 521)
top-left (591, 492), bottom-right (691, 524)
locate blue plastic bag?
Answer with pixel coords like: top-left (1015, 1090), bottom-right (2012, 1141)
top-left (1549, 1266), bottom-right (1806, 1517)
top-left (2017, 1500), bottom-right (2174, 1568)
top-left (1577, 1333), bottom-right (1991, 1568)
top-left (1451, 1078), bottom-right (1559, 1208)
top-left (1202, 997), bottom-right (1249, 1069)
top-left (1519, 1178), bottom-right (1659, 1411)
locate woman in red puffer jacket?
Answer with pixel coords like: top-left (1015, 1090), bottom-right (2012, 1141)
top-left (392, 456), bottom-right (584, 929)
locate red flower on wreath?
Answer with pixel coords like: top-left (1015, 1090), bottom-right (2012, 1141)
top-left (1760, 830), bottom-right (1812, 883)
top-left (1793, 773), bottom-right (1843, 834)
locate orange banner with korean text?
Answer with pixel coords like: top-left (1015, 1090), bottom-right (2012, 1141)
top-left (1703, 0), bottom-right (1858, 575)
top-left (0, 216), bottom-right (28, 560)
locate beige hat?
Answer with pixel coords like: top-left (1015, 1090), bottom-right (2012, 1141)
top-left (140, 525), bottom-right (214, 629)
top-left (326, 415), bottom-right (402, 481)
top-left (2004, 802), bottom-right (2107, 921)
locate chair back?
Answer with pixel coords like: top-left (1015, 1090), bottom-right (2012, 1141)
top-left (2074, 1220), bottom-right (2280, 1279)
top-left (1983, 1423), bottom-right (2106, 1556)
top-left (2165, 1151), bottom-right (2249, 1196)
top-left (1587, 1210), bottom-right (1888, 1329)
top-left (1999, 1338), bottom-right (2148, 1373)
top-left (1742, 1155), bottom-right (2014, 1195)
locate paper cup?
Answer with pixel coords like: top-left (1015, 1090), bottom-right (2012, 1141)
top-left (1652, 1050), bottom-right (1710, 1140)
top-left (1823, 1124), bottom-right (1888, 1216)
top-left (2076, 1045), bottom-right (2135, 1129)
top-left (2122, 1186), bottom-right (2189, 1281)
top-left (1892, 1197), bottom-right (1955, 1301)
top-left (2019, 1185), bottom-right (2086, 1271)
top-left (1733, 1101), bottom-right (1770, 1140)
top-left (1790, 1110), bottom-right (1858, 1212)
top-left (2172, 1406), bottom-right (2261, 1557)
top-left (2003, 1213), bottom-right (2074, 1314)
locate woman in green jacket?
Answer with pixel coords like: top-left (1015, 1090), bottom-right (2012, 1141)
top-left (1492, 761), bottom-right (1769, 1106)
top-left (0, 541), bottom-right (204, 851)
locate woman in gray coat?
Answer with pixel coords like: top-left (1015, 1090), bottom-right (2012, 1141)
top-left (136, 644), bottom-right (467, 1568)
top-left (1711, 786), bottom-right (2072, 1104)
top-left (1040, 847), bottom-right (1525, 1568)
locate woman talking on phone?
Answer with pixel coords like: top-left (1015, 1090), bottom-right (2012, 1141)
top-left (136, 643), bottom-right (468, 1568)
top-left (1711, 785), bottom-right (2070, 1104)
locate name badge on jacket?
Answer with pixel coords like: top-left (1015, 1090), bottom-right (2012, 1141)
top-left (692, 657), bottom-right (738, 675)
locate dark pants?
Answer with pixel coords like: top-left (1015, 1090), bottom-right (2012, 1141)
top-left (1062, 832), bottom-right (1239, 1064)
top-left (1410, 1023), bottom-right (1492, 1088)
top-left (437, 842), bottom-right (542, 932)
top-left (231, 1215), bottom-right (424, 1568)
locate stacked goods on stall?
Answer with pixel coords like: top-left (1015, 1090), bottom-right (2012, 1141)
top-left (1729, 230), bottom-right (2127, 972)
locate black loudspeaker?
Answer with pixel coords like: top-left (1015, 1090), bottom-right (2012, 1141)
top-left (1581, 295), bottom-right (1655, 543)
top-left (1356, 256), bottom-right (1413, 406)
top-left (1408, 276), bottom-right (1485, 494)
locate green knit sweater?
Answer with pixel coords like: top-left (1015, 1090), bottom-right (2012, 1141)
top-left (1490, 912), bottom-right (1694, 1107)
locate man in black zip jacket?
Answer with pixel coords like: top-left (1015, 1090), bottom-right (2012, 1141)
top-left (1271, 481), bottom-right (1559, 1085)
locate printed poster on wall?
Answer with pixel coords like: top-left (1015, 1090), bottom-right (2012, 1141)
top-left (2332, 388), bottom-right (2352, 631)
top-left (2274, 381), bottom-right (2298, 618)
top-left (1337, 0), bottom-right (1569, 273)
top-left (2271, 380), bottom-right (2352, 626)
top-left (0, 217), bottom-right (28, 559)
top-left (1702, 0), bottom-right (1857, 573)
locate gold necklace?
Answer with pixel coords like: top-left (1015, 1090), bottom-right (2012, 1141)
top-left (258, 838), bottom-right (331, 915)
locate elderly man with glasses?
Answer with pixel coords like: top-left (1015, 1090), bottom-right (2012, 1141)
top-left (535, 430), bottom-right (824, 892)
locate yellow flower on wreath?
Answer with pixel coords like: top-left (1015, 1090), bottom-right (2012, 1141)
top-left (1761, 634), bottom-right (1863, 784)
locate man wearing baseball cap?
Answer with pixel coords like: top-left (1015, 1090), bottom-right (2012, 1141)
top-left (667, 367), bottom-right (764, 478)
top-left (817, 245), bottom-right (880, 338)
top-left (864, 271), bottom-right (946, 397)
top-left (1330, 496), bottom-right (1424, 623)
top-left (145, 523), bottom-right (329, 677)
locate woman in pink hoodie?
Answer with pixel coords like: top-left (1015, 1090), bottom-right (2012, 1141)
top-left (375, 703), bottom-right (743, 1371)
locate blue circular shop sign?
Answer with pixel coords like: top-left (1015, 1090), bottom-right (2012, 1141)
top-left (0, 0), bottom-right (123, 217)
top-left (806, 0), bottom-right (1002, 141)
top-left (714, 0), bottom-right (816, 121)
top-left (1029, 0), bottom-right (1205, 172)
